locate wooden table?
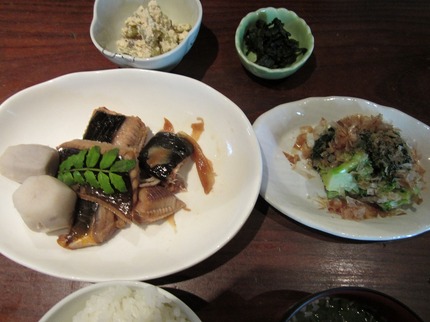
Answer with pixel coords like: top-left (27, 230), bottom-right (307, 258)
top-left (1, 1), bottom-right (429, 321)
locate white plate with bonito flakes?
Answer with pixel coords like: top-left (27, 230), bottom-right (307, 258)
top-left (254, 96), bottom-right (430, 241)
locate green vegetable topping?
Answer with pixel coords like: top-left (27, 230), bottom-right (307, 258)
top-left (57, 146), bottom-right (136, 195)
top-left (320, 150), bottom-right (372, 199)
top-left (310, 115), bottom-right (424, 212)
top-left (244, 18), bottom-right (307, 69)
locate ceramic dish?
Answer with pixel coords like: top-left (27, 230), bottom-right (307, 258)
top-left (253, 96), bottom-right (430, 240)
top-left (40, 281), bottom-right (201, 322)
top-left (235, 7), bottom-right (314, 80)
top-left (0, 69), bottom-right (262, 281)
top-left (90, 0), bottom-right (202, 71)
top-left (282, 287), bottom-right (423, 322)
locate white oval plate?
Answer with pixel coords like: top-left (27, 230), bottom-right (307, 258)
top-left (253, 96), bottom-right (430, 241)
top-left (40, 281), bottom-right (201, 322)
top-left (0, 69), bottom-right (262, 281)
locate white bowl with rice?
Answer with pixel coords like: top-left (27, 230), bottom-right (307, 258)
top-left (90, 0), bottom-right (202, 71)
top-left (39, 281), bottom-right (201, 322)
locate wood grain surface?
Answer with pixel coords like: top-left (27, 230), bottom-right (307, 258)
top-left (1, 1), bottom-right (429, 321)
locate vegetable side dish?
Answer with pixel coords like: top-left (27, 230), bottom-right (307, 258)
top-left (244, 18), bottom-right (307, 69)
top-left (116, 0), bottom-right (192, 58)
top-left (0, 107), bottom-right (215, 249)
top-left (285, 114), bottom-right (425, 220)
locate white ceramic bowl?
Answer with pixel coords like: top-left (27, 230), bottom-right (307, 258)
top-left (90, 0), bottom-right (202, 71)
top-left (40, 281), bottom-right (201, 322)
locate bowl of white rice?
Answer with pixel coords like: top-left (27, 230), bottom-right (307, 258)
top-left (39, 281), bottom-right (201, 322)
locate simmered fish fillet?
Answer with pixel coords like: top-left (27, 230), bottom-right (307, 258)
top-left (133, 185), bottom-right (186, 224)
top-left (57, 139), bottom-right (140, 223)
top-left (57, 107), bottom-right (147, 249)
top-left (84, 107), bottom-right (148, 151)
top-left (57, 199), bottom-right (123, 249)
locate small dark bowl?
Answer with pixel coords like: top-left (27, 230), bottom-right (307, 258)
top-left (282, 287), bottom-right (423, 322)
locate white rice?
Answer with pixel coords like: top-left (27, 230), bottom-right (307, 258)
top-left (73, 285), bottom-right (191, 322)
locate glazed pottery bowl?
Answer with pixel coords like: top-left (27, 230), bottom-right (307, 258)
top-left (235, 7), bottom-right (314, 80)
top-left (90, 0), bottom-right (202, 71)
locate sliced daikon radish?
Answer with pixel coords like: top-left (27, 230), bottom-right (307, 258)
top-left (12, 175), bottom-right (77, 233)
top-left (0, 144), bottom-right (59, 183)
